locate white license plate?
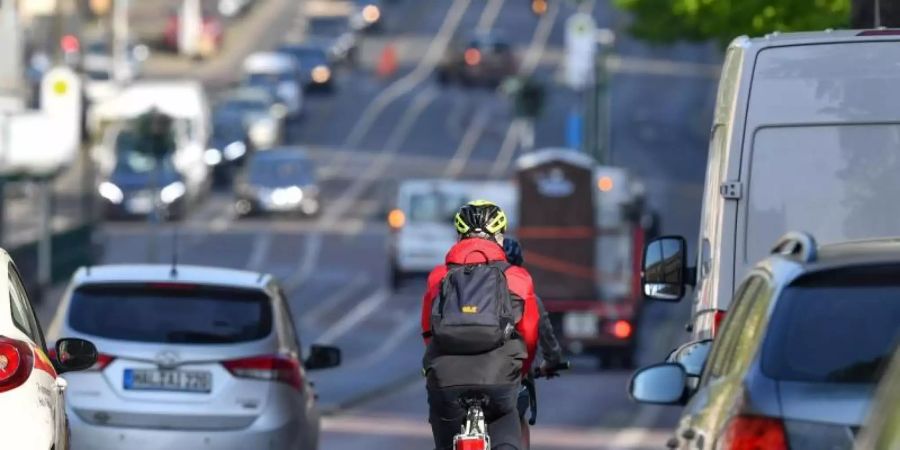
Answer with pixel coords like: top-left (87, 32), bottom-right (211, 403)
top-left (126, 196), bottom-right (153, 213)
top-left (563, 312), bottom-right (599, 339)
top-left (124, 369), bottom-right (212, 393)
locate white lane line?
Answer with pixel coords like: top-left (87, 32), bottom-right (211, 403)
top-left (344, 311), bottom-right (421, 368)
top-left (489, 0), bottom-right (560, 177)
top-left (315, 288), bottom-right (391, 345)
top-left (283, 232), bottom-right (323, 291)
top-left (245, 232), bottom-right (273, 271)
top-left (444, 108), bottom-right (491, 178)
top-left (476, 0), bottom-right (505, 33)
top-left (299, 273), bottom-right (370, 325)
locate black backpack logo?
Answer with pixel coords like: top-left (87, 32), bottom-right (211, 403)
top-left (431, 259), bottom-right (515, 355)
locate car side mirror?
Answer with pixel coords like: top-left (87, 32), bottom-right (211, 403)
top-left (54, 338), bottom-right (98, 374)
top-left (629, 363), bottom-right (687, 405)
top-left (642, 236), bottom-right (690, 302)
top-left (305, 344), bottom-right (341, 370)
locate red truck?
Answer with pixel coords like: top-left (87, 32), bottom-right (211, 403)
top-left (515, 149), bottom-right (649, 369)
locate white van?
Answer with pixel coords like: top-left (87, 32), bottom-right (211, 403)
top-left (642, 30), bottom-right (900, 340)
top-left (387, 179), bottom-right (516, 288)
top-left (89, 81), bottom-right (212, 202)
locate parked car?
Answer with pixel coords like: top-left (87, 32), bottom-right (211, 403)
top-left (642, 30), bottom-right (900, 345)
top-left (306, 16), bottom-right (358, 65)
top-left (98, 130), bottom-right (188, 220)
top-left (438, 31), bottom-right (517, 87)
top-left (0, 250), bottom-right (98, 450)
top-left (55, 264), bottom-right (341, 450)
top-left (242, 52), bottom-right (304, 118)
top-left (855, 346), bottom-right (900, 450)
top-left (277, 42), bottom-right (336, 91)
top-left (218, 0), bottom-right (256, 18)
top-left (234, 147), bottom-right (321, 217)
top-left (633, 232), bottom-right (900, 450)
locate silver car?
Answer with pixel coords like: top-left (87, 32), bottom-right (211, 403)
top-left (53, 264), bottom-right (341, 450)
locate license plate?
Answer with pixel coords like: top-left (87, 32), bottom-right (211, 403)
top-left (126, 196), bottom-right (153, 213)
top-left (124, 369), bottom-right (212, 393)
top-left (563, 312), bottom-right (599, 339)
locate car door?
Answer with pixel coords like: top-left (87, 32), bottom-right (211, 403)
top-left (7, 264), bottom-right (64, 448)
top-left (275, 287), bottom-right (319, 447)
top-left (676, 273), bottom-right (773, 449)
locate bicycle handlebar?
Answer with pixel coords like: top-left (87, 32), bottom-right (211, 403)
top-left (533, 360), bottom-right (571, 379)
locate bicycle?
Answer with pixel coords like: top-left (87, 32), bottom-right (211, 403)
top-left (452, 361), bottom-right (570, 450)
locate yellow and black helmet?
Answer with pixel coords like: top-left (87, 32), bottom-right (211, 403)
top-left (454, 200), bottom-right (508, 236)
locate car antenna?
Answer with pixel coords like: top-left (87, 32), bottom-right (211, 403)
top-left (170, 225), bottom-right (179, 278)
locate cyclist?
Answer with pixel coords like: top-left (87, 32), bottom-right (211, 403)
top-left (421, 200), bottom-right (561, 450)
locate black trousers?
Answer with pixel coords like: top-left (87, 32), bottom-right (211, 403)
top-left (428, 384), bottom-right (522, 450)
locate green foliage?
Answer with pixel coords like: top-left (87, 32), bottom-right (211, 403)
top-left (613, 0), bottom-right (852, 46)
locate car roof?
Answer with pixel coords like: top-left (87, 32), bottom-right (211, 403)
top-left (764, 235), bottom-right (900, 285)
top-left (70, 264), bottom-right (272, 290)
top-left (734, 29), bottom-right (900, 50)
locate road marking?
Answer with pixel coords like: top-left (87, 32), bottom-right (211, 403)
top-left (444, 108), bottom-right (491, 178)
top-left (321, 413), bottom-right (671, 448)
top-left (476, 0), bottom-right (505, 34)
top-left (489, 0), bottom-right (560, 177)
top-left (343, 311), bottom-right (421, 368)
top-left (315, 288), bottom-right (391, 345)
top-left (283, 232), bottom-right (324, 291)
top-left (245, 232), bottom-right (273, 271)
top-left (299, 273), bottom-right (370, 325)
top-left (606, 405), bottom-right (666, 450)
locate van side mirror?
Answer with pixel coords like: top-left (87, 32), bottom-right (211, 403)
top-left (642, 236), bottom-right (690, 302)
top-left (629, 363), bottom-right (688, 405)
top-left (305, 344), bottom-right (341, 370)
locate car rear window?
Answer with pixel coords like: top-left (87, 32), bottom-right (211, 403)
top-left (68, 284), bottom-right (273, 344)
top-left (762, 265), bottom-right (900, 384)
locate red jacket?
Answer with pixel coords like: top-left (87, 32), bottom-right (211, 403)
top-left (421, 238), bottom-right (540, 375)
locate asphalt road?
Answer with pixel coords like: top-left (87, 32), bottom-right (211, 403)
top-left (43, 0), bottom-right (720, 448)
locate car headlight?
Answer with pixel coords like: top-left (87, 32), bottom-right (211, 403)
top-left (362, 4), bottom-right (380, 23)
top-left (98, 181), bottom-right (124, 204)
top-left (223, 141), bottom-right (247, 161)
top-left (271, 186), bottom-right (303, 206)
top-left (311, 65), bottom-right (331, 83)
top-left (204, 148), bottom-right (223, 166)
top-left (249, 120), bottom-right (277, 147)
top-left (160, 181), bottom-right (186, 204)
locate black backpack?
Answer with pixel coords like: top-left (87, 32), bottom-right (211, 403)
top-left (431, 258), bottom-right (516, 355)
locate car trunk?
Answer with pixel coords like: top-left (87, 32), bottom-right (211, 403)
top-left (778, 380), bottom-right (874, 449)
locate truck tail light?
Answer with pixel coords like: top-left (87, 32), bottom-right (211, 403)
top-left (611, 320), bottom-right (633, 339)
top-left (223, 355), bottom-right (303, 390)
top-left (718, 415), bottom-right (787, 450)
top-left (0, 336), bottom-right (34, 393)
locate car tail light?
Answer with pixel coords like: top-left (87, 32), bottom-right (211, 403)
top-left (711, 309), bottom-right (727, 336)
top-left (610, 320), bottom-right (633, 339)
top-left (464, 48), bottom-right (482, 66)
top-left (718, 415), bottom-right (787, 450)
top-left (60, 34), bottom-right (80, 54)
top-left (223, 355), bottom-right (303, 390)
top-left (0, 337), bottom-right (34, 393)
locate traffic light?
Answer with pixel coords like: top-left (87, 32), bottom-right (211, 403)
top-left (532, 0), bottom-right (548, 16)
top-left (135, 108), bottom-right (175, 159)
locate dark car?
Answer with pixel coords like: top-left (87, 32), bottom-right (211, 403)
top-left (307, 16), bottom-right (358, 65)
top-left (631, 233), bottom-right (900, 450)
top-left (438, 32), bottom-right (517, 87)
top-left (234, 148), bottom-right (320, 217)
top-left (99, 131), bottom-right (187, 220)
top-left (277, 43), bottom-right (336, 91)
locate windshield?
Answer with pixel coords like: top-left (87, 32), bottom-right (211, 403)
top-left (114, 131), bottom-right (177, 175)
top-left (281, 47), bottom-right (328, 66)
top-left (308, 18), bottom-right (346, 37)
top-left (69, 284), bottom-right (273, 344)
top-left (248, 158), bottom-right (314, 186)
top-left (407, 191), bottom-right (468, 223)
top-left (246, 72), bottom-right (292, 87)
top-left (762, 265), bottom-right (900, 384)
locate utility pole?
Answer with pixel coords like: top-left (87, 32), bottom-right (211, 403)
top-left (112, 0), bottom-right (130, 83)
top-left (875, 0), bottom-right (882, 27)
top-left (594, 29), bottom-right (615, 165)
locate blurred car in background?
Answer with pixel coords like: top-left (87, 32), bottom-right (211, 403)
top-left (438, 31), bottom-right (517, 87)
top-left (218, 0), bottom-right (256, 18)
top-left (632, 233), bottom-right (900, 450)
top-left (277, 42), bottom-right (336, 92)
top-left (387, 179), bottom-right (514, 288)
top-left (242, 52), bottom-right (304, 118)
top-left (98, 132), bottom-right (188, 220)
top-left (234, 147), bottom-right (321, 217)
top-left (350, 0), bottom-right (383, 32)
top-left (164, 7), bottom-right (225, 59)
top-left (55, 264), bottom-right (342, 450)
top-left (0, 252), bottom-right (98, 450)
top-left (856, 346), bottom-right (900, 450)
top-left (81, 38), bottom-right (150, 102)
top-left (306, 16), bottom-right (358, 65)
top-left (209, 88), bottom-right (285, 182)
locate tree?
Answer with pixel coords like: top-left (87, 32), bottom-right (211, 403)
top-left (852, 0), bottom-right (900, 27)
top-left (613, 0), bottom-right (855, 47)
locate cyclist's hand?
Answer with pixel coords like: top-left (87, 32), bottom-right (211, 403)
top-left (539, 361), bottom-right (561, 379)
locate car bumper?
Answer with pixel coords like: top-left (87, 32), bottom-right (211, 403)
top-left (102, 197), bottom-right (185, 220)
top-left (235, 196), bottom-right (319, 216)
top-left (69, 414), bottom-right (305, 450)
